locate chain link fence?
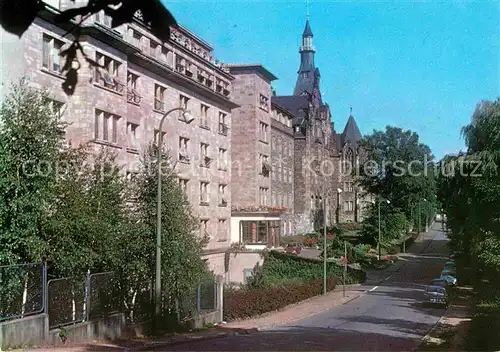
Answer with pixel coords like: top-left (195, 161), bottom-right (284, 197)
top-left (0, 263), bottom-right (45, 322)
top-left (47, 277), bottom-right (86, 328)
top-left (1, 263), bottom-right (218, 328)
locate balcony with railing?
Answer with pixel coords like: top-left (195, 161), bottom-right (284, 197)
top-left (179, 149), bottom-right (190, 164)
top-left (218, 123), bottom-right (228, 136)
top-left (127, 89), bottom-right (141, 105)
top-left (94, 70), bottom-right (124, 94)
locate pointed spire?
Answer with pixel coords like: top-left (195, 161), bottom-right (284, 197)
top-left (350, 106), bottom-right (353, 116)
top-left (303, 19), bottom-right (313, 37)
top-left (306, 0), bottom-right (310, 21)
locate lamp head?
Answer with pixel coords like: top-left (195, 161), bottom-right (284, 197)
top-left (337, 188), bottom-right (343, 194)
top-left (182, 110), bottom-right (194, 124)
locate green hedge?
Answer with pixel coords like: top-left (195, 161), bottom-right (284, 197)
top-left (223, 276), bottom-right (338, 321)
top-left (252, 251), bottom-right (366, 287)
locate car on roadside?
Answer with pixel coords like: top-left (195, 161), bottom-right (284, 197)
top-left (423, 285), bottom-right (449, 307)
top-left (284, 242), bottom-right (302, 255)
top-left (440, 270), bottom-right (457, 285)
top-left (430, 278), bottom-right (448, 288)
top-left (444, 261), bottom-right (456, 271)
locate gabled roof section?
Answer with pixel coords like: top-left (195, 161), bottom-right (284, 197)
top-left (272, 95), bottom-right (310, 126)
top-left (227, 64), bottom-right (278, 83)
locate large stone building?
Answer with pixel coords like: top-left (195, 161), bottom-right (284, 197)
top-left (0, 2), bottom-right (371, 282)
top-left (0, 2), bottom-right (238, 275)
top-left (228, 18), bottom-right (371, 253)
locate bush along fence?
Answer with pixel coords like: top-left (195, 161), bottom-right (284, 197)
top-left (0, 262), bottom-right (222, 349)
top-left (224, 276), bottom-right (339, 321)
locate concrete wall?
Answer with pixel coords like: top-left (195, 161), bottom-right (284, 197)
top-left (0, 314), bottom-right (48, 350)
top-left (226, 252), bottom-right (264, 284)
top-left (48, 313), bottom-right (126, 346)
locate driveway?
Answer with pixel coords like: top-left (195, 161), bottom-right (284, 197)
top-left (167, 224), bottom-right (450, 351)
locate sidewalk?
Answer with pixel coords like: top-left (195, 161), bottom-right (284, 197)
top-left (416, 286), bottom-right (474, 351)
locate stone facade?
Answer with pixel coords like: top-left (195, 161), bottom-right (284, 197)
top-left (270, 105), bottom-right (295, 236)
top-left (1, 5), bottom-right (238, 267)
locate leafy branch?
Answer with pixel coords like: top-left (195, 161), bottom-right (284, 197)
top-left (0, 0), bottom-right (177, 95)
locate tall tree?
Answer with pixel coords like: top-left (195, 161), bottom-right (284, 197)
top-left (0, 80), bottom-right (66, 265)
top-left (132, 145), bottom-right (208, 303)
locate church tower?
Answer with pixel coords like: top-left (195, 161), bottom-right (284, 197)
top-left (293, 18), bottom-right (317, 96)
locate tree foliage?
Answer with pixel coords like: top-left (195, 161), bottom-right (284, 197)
top-left (438, 99), bottom-right (500, 282)
top-left (358, 126), bottom-right (437, 242)
top-left (0, 81), bottom-right (208, 319)
top-left (0, 79), bottom-right (66, 264)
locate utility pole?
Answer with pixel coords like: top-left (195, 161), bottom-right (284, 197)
top-left (418, 200), bottom-right (421, 234)
top-left (343, 241), bottom-right (347, 297)
top-left (323, 193), bottom-right (327, 296)
top-left (378, 199), bottom-right (381, 260)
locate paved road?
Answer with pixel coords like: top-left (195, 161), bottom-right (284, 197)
top-left (167, 224), bottom-right (450, 351)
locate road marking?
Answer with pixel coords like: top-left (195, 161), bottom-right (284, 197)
top-left (369, 286), bottom-right (378, 292)
top-left (383, 275), bottom-right (393, 282)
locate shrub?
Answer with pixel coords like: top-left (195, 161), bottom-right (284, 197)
top-left (302, 236), bottom-right (317, 247)
top-left (223, 276), bottom-right (338, 321)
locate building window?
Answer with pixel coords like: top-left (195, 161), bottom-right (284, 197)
top-left (243, 268), bottom-right (253, 285)
top-left (160, 46), bottom-right (171, 66)
top-left (179, 137), bottom-right (190, 163)
top-left (175, 55), bottom-right (186, 74)
top-left (179, 95), bottom-right (190, 120)
top-left (259, 187), bottom-right (268, 206)
top-left (126, 170), bottom-right (139, 182)
top-left (218, 184), bottom-right (227, 207)
top-left (178, 178), bottom-right (189, 193)
top-left (289, 169), bottom-right (293, 184)
top-left (200, 104), bottom-right (209, 128)
top-left (200, 143), bottom-right (211, 168)
top-left (288, 193), bottom-right (292, 208)
top-left (200, 182), bottom-right (209, 205)
top-left (218, 219), bottom-right (227, 242)
top-left (95, 52), bottom-right (123, 93)
top-left (153, 129), bottom-right (166, 146)
top-left (240, 220), bottom-right (280, 245)
top-left (218, 112), bottom-right (228, 136)
top-left (259, 94), bottom-right (269, 111)
top-left (95, 10), bottom-right (112, 27)
top-left (43, 98), bottom-right (64, 118)
top-left (259, 121), bottom-right (269, 143)
top-left (126, 72), bottom-right (141, 104)
top-left (288, 220), bottom-right (293, 235)
top-left (95, 110), bottom-right (120, 144)
top-left (344, 201), bottom-right (354, 212)
top-left (289, 142), bottom-right (293, 156)
top-left (218, 148), bottom-right (228, 171)
top-left (42, 34), bottom-right (64, 74)
top-left (200, 219), bottom-right (209, 238)
top-left (294, 126), bottom-right (300, 133)
top-left (260, 153), bottom-right (270, 177)
top-left (154, 84), bottom-right (166, 111)
top-left (126, 122), bottom-right (138, 151)
top-left (149, 41), bottom-right (158, 58)
top-left (130, 29), bottom-right (142, 47)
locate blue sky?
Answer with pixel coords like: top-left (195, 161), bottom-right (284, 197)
top-left (162, 0), bottom-right (499, 160)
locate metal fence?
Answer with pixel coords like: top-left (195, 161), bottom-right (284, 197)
top-left (0, 263), bottom-right (45, 322)
top-left (1, 262), bottom-right (218, 328)
top-left (47, 277), bottom-right (86, 328)
top-left (178, 276), bottom-right (218, 321)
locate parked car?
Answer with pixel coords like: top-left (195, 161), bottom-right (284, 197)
top-left (430, 278), bottom-right (448, 288)
top-left (424, 285), bottom-right (449, 307)
top-left (440, 270), bottom-right (457, 285)
top-left (285, 242), bottom-right (302, 255)
top-left (444, 261), bottom-right (456, 271)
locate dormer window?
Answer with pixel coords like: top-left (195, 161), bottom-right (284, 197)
top-left (294, 126), bottom-right (300, 132)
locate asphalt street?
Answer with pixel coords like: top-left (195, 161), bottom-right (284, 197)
top-left (167, 224), bottom-right (450, 351)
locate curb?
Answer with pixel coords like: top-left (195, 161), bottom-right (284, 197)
top-left (131, 328), bottom-right (257, 351)
top-left (411, 307), bottom-right (449, 352)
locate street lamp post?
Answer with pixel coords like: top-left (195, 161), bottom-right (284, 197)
top-left (377, 198), bottom-right (390, 260)
top-left (323, 187), bottom-right (342, 295)
top-left (155, 107), bottom-right (194, 326)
